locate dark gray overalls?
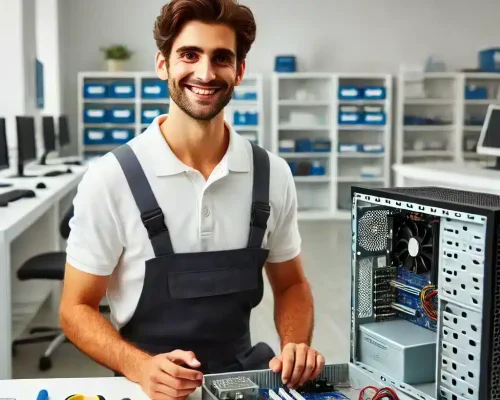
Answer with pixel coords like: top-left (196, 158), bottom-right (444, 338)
top-left (111, 141), bottom-right (276, 375)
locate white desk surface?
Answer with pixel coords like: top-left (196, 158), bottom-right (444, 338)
top-left (0, 161), bottom-right (89, 241)
top-left (0, 376), bottom-right (363, 400)
top-left (393, 161), bottom-right (500, 189)
top-left (0, 376), bottom-right (150, 399)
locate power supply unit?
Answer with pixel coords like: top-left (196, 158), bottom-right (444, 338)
top-left (350, 185), bottom-right (500, 400)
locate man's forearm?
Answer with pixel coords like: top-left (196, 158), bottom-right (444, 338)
top-left (274, 281), bottom-right (314, 348)
top-left (60, 304), bottom-right (150, 382)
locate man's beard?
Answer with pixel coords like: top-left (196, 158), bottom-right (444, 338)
top-left (167, 75), bottom-right (235, 121)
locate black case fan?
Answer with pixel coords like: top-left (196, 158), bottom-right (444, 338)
top-left (393, 218), bottom-right (435, 274)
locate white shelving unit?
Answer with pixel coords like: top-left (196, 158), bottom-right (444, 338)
top-left (396, 71), bottom-right (500, 166)
top-left (459, 72), bottom-right (500, 166)
top-left (77, 72), bottom-right (264, 157)
top-left (271, 72), bottom-right (392, 221)
top-left (395, 72), bottom-right (460, 165)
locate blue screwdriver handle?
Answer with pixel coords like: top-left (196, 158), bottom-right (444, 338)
top-left (36, 389), bottom-right (49, 400)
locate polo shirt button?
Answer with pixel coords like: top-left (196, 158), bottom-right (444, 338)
top-left (203, 206), bottom-right (210, 217)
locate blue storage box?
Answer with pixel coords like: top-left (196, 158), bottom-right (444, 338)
top-left (295, 139), bottom-right (313, 152)
top-left (142, 108), bottom-right (163, 124)
top-left (465, 85), bottom-right (488, 100)
top-left (312, 139), bottom-right (331, 152)
top-left (479, 48), bottom-right (500, 72)
top-left (279, 140), bottom-right (295, 152)
top-left (361, 144), bottom-right (384, 153)
top-left (338, 143), bottom-right (360, 153)
top-left (142, 79), bottom-right (169, 99)
top-left (109, 107), bottom-right (135, 124)
top-left (363, 86), bottom-right (386, 100)
top-left (84, 128), bottom-right (108, 145)
top-left (234, 111), bottom-right (258, 126)
top-left (109, 128), bottom-right (134, 144)
top-left (109, 81), bottom-right (135, 98)
top-left (83, 83), bottom-right (108, 99)
top-left (339, 86), bottom-right (362, 100)
top-left (339, 112), bottom-right (361, 124)
top-left (83, 107), bottom-right (108, 124)
top-left (275, 55), bottom-right (296, 72)
top-left (288, 161), bottom-right (297, 175)
top-left (233, 90), bottom-right (258, 101)
top-left (310, 161), bottom-right (325, 176)
top-left (363, 112), bottom-right (386, 125)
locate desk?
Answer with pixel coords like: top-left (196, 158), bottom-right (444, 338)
top-left (0, 364), bottom-right (415, 400)
top-left (0, 159), bottom-right (90, 379)
top-left (392, 161), bottom-right (500, 195)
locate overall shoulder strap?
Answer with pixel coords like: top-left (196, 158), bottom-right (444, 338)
top-left (247, 142), bottom-right (271, 248)
top-left (112, 144), bottom-right (174, 257)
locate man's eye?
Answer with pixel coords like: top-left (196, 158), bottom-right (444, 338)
top-left (183, 52), bottom-right (197, 60)
top-left (215, 56), bottom-right (229, 63)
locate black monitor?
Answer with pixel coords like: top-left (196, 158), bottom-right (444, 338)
top-left (58, 115), bottom-right (70, 148)
top-left (0, 118), bottom-right (13, 188)
top-left (40, 116), bottom-right (56, 165)
top-left (15, 116), bottom-right (38, 178)
top-left (58, 115), bottom-right (82, 166)
top-left (477, 104), bottom-right (500, 170)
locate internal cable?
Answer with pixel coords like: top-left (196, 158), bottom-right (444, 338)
top-left (420, 284), bottom-right (438, 321)
top-left (358, 385), bottom-right (399, 400)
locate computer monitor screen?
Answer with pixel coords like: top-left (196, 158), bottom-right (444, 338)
top-left (16, 116), bottom-right (37, 164)
top-left (58, 115), bottom-right (70, 147)
top-left (42, 116), bottom-right (56, 153)
top-left (0, 118), bottom-right (8, 171)
top-left (477, 105), bottom-right (500, 157)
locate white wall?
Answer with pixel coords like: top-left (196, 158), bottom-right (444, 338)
top-left (36, 0), bottom-right (62, 118)
top-left (0, 0), bottom-right (38, 153)
top-left (58, 0), bottom-right (500, 154)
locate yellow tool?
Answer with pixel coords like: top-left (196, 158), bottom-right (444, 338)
top-left (65, 395), bottom-right (106, 400)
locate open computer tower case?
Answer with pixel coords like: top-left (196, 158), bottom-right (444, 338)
top-left (350, 185), bottom-right (500, 400)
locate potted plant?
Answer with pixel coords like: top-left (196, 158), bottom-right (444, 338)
top-left (101, 45), bottom-right (133, 72)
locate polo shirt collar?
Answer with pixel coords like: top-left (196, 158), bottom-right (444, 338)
top-left (145, 115), bottom-right (250, 177)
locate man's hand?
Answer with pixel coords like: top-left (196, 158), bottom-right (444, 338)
top-left (269, 343), bottom-right (325, 389)
top-left (140, 350), bottom-right (204, 400)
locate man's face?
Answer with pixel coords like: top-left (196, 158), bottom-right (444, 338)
top-left (156, 20), bottom-right (245, 121)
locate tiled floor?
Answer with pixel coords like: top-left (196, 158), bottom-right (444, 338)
top-left (13, 221), bottom-right (352, 379)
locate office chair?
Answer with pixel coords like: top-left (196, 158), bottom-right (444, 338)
top-left (13, 205), bottom-right (110, 371)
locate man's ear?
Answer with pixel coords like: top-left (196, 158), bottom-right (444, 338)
top-left (235, 59), bottom-right (246, 86)
top-left (155, 51), bottom-right (169, 80)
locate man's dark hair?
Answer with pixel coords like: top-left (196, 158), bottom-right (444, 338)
top-left (154, 0), bottom-right (256, 69)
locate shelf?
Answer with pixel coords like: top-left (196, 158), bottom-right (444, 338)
top-left (84, 144), bottom-right (119, 152)
top-left (338, 100), bottom-right (385, 105)
top-left (294, 176), bottom-right (330, 183)
top-left (83, 98), bottom-right (136, 104)
top-left (463, 126), bottom-right (483, 131)
top-left (404, 98), bottom-right (455, 105)
top-left (464, 99), bottom-right (500, 105)
top-left (337, 176), bottom-right (385, 183)
top-left (278, 100), bottom-right (330, 106)
top-left (403, 150), bottom-right (454, 157)
top-left (278, 125), bottom-right (330, 131)
top-left (338, 125), bottom-right (386, 131)
top-left (403, 125), bottom-right (455, 131)
top-left (337, 152), bottom-right (385, 158)
top-left (279, 152), bottom-right (331, 159)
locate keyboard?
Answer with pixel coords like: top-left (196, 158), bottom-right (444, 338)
top-left (44, 170), bottom-right (67, 177)
top-left (0, 189), bottom-right (36, 205)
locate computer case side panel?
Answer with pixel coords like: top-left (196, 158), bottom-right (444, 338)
top-left (479, 210), bottom-right (500, 399)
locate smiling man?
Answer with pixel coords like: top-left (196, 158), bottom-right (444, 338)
top-left (59, 0), bottom-right (324, 399)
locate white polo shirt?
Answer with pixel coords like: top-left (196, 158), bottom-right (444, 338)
top-left (66, 115), bottom-right (301, 329)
